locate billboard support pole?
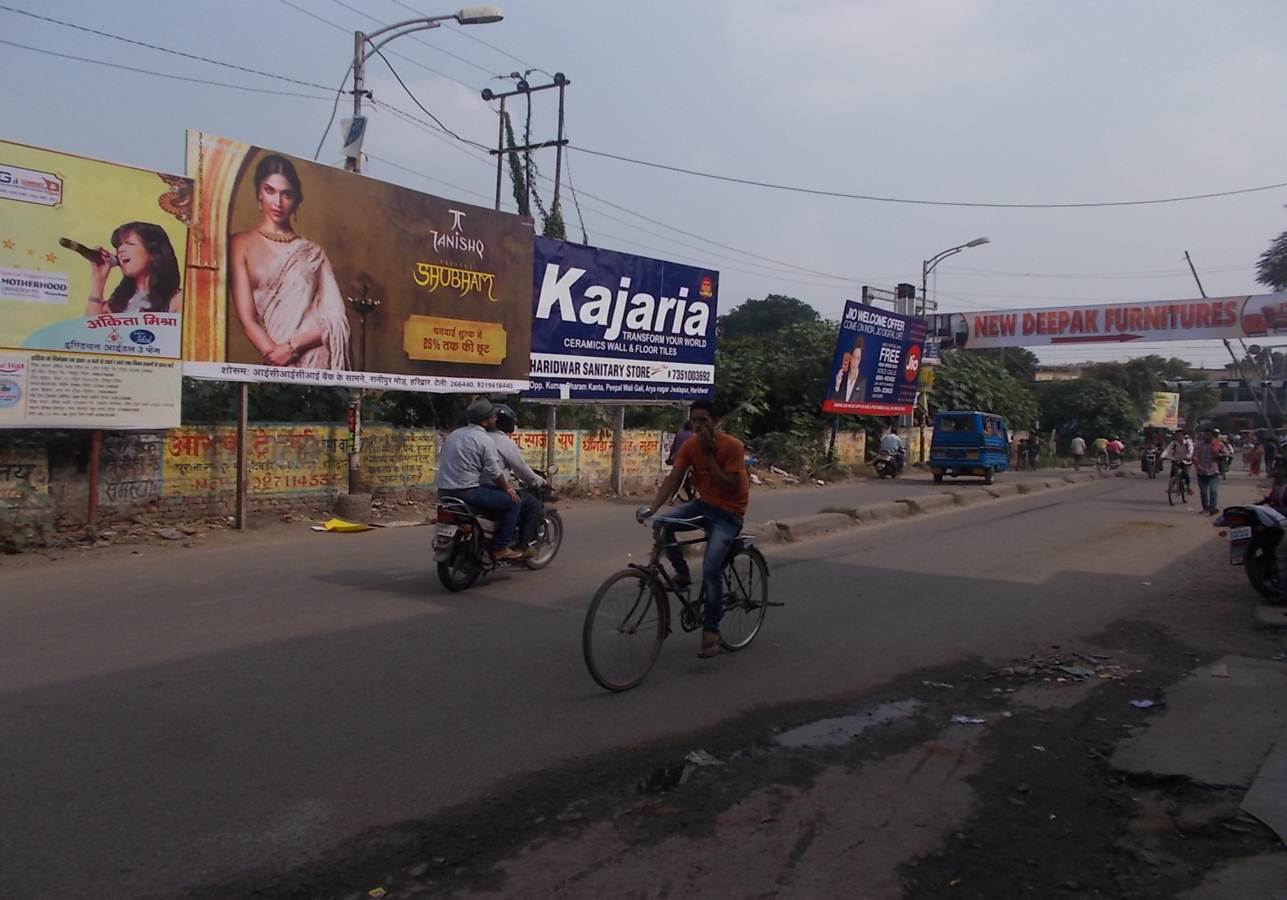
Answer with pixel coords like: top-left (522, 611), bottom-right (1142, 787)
top-left (545, 406), bottom-right (556, 472)
top-left (611, 405), bottom-right (625, 494)
top-left (87, 430), bottom-right (101, 529)
top-left (236, 383), bottom-right (248, 530)
top-left (493, 95), bottom-right (506, 211)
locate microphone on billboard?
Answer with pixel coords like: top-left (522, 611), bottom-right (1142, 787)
top-left (59, 237), bottom-right (118, 267)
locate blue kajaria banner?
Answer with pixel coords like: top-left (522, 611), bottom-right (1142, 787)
top-left (525, 237), bottom-right (718, 401)
top-left (821, 302), bottom-right (926, 416)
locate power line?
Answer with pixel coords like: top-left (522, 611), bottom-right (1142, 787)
top-left (367, 152), bottom-right (494, 203)
top-left (0, 39), bottom-right (336, 100)
top-left (571, 144), bottom-right (1287, 209)
top-left (0, 3), bottom-right (335, 91)
top-left (940, 263), bottom-right (1254, 280)
top-left (369, 47), bottom-right (492, 150)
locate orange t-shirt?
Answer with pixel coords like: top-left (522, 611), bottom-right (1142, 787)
top-left (675, 432), bottom-right (749, 518)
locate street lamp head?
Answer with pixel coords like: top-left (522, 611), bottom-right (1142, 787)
top-left (965, 236), bottom-right (991, 248)
top-left (455, 5), bottom-right (503, 24)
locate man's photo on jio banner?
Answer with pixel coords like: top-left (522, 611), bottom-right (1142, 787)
top-left (828, 333), bottom-right (867, 403)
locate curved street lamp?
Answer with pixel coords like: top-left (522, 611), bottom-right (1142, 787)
top-left (347, 6), bottom-right (505, 174)
top-left (920, 236), bottom-right (990, 315)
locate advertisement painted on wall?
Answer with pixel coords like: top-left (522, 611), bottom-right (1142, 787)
top-left (927, 292), bottom-right (1287, 351)
top-left (183, 131), bottom-right (534, 393)
top-left (0, 139), bottom-right (187, 428)
top-left (821, 302), bottom-right (926, 416)
top-left (525, 237), bottom-right (718, 402)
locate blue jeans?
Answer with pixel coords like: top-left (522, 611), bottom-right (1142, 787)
top-left (1198, 473), bottom-right (1219, 513)
top-left (443, 486), bottom-right (519, 551)
top-left (517, 488), bottom-right (543, 547)
top-left (658, 500), bottom-right (742, 633)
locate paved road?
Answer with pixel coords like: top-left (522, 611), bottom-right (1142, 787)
top-left (0, 468), bottom-right (1254, 898)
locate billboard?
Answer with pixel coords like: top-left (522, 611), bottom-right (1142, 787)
top-left (821, 302), bottom-right (926, 416)
top-left (1147, 392), bottom-right (1180, 429)
top-left (927, 292), bottom-right (1287, 350)
top-left (0, 139), bottom-right (187, 428)
top-left (525, 237), bottom-right (718, 402)
top-left (183, 131), bottom-right (533, 393)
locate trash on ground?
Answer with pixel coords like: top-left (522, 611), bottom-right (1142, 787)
top-left (749, 473), bottom-right (764, 485)
top-left (369, 889), bottom-right (388, 898)
top-left (1032, 745), bottom-right (1046, 752)
top-left (311, 517), bottom-right (374, 533)
top-left (922, 680), bottom-right (954, 689)
top-left (684, 749), bottom-right (724, 767)
top-left (1129, 699), bottom-right (1156, 709)
top-left (1210, 663), bottom-right (1230, 677)
top-left (951, 715), bottom-right (986, 725)
top-left (988, 652), bottom-right (1131, 684)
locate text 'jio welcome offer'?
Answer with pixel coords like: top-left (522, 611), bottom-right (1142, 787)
top-left (821, 302), bottom-right (926, 416)
top-left (525, 237), bottom-right (718, 402)
top-left (0, 139), bottom-right (187, 428)
top-left (183, 131), bottom-right (533, 394)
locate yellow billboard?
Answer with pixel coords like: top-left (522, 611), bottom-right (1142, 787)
top-left (1147, 391), bottom-right (1180, 429)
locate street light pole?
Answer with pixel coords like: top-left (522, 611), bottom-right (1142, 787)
top-left (339, 6), bottom-right (504, 494)
top-left (920, 236), bottom-right (990, 317)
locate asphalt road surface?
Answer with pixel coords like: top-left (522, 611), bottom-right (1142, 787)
top-left (0, 467), bottom-right (1252, 898)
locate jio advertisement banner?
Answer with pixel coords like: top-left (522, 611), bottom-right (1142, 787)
top-left (526, 237), bottom-right (718, 401)
top-left (0, 139), bottom-right (187, 428)
top-left (927, 292), bottom-right (1287, 350)
top-left (821, 302), bottom-right (926, 416)
top-left (183, 131), bottom-right (533, 393)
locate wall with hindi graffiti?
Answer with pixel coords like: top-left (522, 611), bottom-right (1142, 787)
top-left (0, 423), bottom-right (672, 542)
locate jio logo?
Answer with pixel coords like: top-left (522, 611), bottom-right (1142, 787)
top-left (903, 345), bottom-right (922, 381)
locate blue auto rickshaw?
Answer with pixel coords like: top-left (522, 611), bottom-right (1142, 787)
top-left (929, 411), bottom-right (1010, 485)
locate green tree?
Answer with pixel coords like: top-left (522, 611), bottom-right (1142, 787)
top-left (974, 347), bottom-right (1040, 383)
top-left (929, 351), bottom-right (1038, 430)
top-left (720, 295), bottom-right (821, 341)
top-left (180, 380), bottom-right (353, 424)
top-left (1179, 382), bottom-right (1220, 427)
top-left (1257, 229), bottom-right (1287, 291)
top-left (1037, 378), bottom-right (1137, 446)
top-left (1081, 356), bottom-right (1195, 419)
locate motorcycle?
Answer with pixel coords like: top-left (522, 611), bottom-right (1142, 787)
top-left (873, 449), bottom-right (903, 479)
top-left (1213, 503), bottom-right (1286, 602)
top-left (433, 468), bottom-right (564, 592)
top-left (1142, 447), bottom-right (1161, 479)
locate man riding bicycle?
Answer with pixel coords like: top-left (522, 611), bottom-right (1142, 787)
top-left (1164, 429), bottom-right (1195, 491)
top-left (638, 399), bottom-right (749, 659)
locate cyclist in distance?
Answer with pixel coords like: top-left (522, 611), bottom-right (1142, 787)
top-left (638, 399), bottom-right (750, 659)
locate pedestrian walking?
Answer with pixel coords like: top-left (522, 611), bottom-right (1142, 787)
top-left (1193, 427), bottom-right (1222, 515)
top-left (1070, 434), bottom-right (1087, 471)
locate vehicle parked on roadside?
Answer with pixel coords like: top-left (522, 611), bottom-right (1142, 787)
top-left (1214, 503), bottom-right (1286, 602)
top-left (929, 411), bottom-right (1009, 485)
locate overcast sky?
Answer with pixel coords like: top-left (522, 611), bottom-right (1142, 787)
top-left (4, 0), bottom-right (1286, 369)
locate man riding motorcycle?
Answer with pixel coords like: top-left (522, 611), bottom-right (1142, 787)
top-left (487, 403), bottom-right (547, 558)
top-left (435, 399), bottom-right (523, 562)
top-left (879, 426), bottom-right (906, 475)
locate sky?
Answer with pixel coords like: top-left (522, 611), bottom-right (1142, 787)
top-left (3, 0), bottom-right (1286, 370)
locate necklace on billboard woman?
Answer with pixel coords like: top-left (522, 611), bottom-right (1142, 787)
top-left (257, 228), bottom-right (299, 243)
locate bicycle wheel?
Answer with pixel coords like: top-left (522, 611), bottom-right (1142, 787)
top-left (1167, 474), bottom-right (1178, 506)
top-left (583, 569), bottom-right (666, 692)
top-left (719, 547), bottom-right (769, 651)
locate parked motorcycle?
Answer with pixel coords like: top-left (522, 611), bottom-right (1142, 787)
top-left (1213, 503), bottom-right (1286, 602)
top-left (433, 468), bottom-right (564, 592)
top-left (873, 449), bottom-right (903, 479)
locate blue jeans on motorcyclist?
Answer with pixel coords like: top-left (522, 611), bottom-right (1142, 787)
top-left (658, 499), bottom-right (742, 633)
top-left (517, 487), bottom-right (543, 547)
top-left (443, 486), bottom-right (519, 552)
top-left (1198, 473), bottom-right (1219, 514)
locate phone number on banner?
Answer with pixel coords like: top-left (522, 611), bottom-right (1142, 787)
top-left (530, 353), bottom-right (713, 384)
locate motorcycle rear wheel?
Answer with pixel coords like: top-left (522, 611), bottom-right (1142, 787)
top-left (437, 534), bottom-right (482, 592)
top-left (1245, 540), bottom-right (1281, 603)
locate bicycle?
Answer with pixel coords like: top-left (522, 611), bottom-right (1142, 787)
top-left (1095, 451), bottom-right (1109, 474)
top-left (582, 512), bottom-right (773, 692)
top-left (1167, 461), bottom-right (1192, 506)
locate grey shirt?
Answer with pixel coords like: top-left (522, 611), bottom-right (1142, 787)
top-left (489, 431), bottom-right (544, 487)
top-left (436, 424), bottom-right (505, 491)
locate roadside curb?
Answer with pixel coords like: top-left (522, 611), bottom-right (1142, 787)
top-left (748, 470), bottom-right (1118, 545)
top-left (1254, 604), bottom-right (1287, 630)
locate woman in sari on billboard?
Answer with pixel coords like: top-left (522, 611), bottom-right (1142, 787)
top-left (229, 154), bottom-right (351, 369)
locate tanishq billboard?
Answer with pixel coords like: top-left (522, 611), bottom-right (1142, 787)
top-left (183, 131), bottom-right (534, 392)
top-left (927, 292), bottom-right (1287, 350)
